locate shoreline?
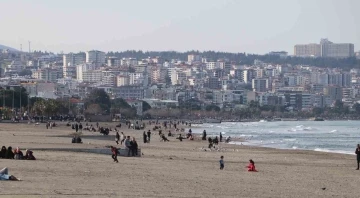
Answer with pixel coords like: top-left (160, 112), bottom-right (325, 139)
top-left (1, 122), bottom-right (360, 197)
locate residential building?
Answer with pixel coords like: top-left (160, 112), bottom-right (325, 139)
top-left (252, 78), bottom-right (269, 92)
top-left (63, 53), bottom-right (86, 78)
top-left (294, 39), bottom-right (354, 58)
top-left (76, 63), bottom-right (96, 81)
top-left (86, 50), bottom-right (106, 67)
top-left (188, 54), bottom-right (201, 62)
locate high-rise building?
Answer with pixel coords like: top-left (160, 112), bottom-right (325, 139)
top-left (63, 53), bottom-right (86, 78)
top-left (320, 39), bottom-right (354, 58)
top-left (294, 44), bottom-right (321, 57)
top-left (76, 63), bottom-right (96, 81)
top-left (188, 54), bottom-right (201, 62)
top-left (252, 78), bottom-right (269, 92)
top-left (86, 50), bottom-right (106, 67)
top-left (294, 39), bottom-right (354, 58)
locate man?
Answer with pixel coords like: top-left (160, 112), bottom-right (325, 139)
top-left (147, 130), bottom-right (151, 143)
top-left (120, 132), bottom-right (125, 145)
top-left (124, 136), bottom-right (132, 157)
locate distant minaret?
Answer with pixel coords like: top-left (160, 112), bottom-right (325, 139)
top-left (20, 44), bottom-right (22, 52)
top-left (28, 41), bottom-right (31, 53)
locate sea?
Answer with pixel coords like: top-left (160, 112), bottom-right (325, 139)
top-left (191, 120), bottom-right (360, 155)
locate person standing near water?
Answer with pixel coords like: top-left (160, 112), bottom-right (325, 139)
top-left (355, 144), bottom-right (360, 170)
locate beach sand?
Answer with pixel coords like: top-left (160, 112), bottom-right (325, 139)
top-left (0, 121), bottom-right (360, 198)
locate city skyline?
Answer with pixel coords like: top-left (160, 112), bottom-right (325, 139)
top-left (0, 0), bottom-right (359, 54)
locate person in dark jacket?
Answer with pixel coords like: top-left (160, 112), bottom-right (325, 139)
top-left (355, 144), bottom-right (360, 170)
top-left (0, 146), bottom-right (6, 158)
top-left (132, 137), bottom-right (138, 156)
top-left (147, 130), bottom-right (151, 143)
top-left (115, 132), bottom-right (120, 145)
top-left (5, 146), bottom-right (14, 159)
top-left (143, 131), bottom-right (147, 143)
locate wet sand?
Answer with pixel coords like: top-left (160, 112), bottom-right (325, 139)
top-left (0, 122), bottom-right (359, 198)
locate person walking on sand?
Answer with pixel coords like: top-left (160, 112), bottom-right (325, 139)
top-left (147, 130), bottom-right (151, 143)
top-left (110, 146), bottom-right (119, 163)
top-left (143, 131), bottom-right (147, 143)
top-left (115, 132), bottom-right (120, 145)
top-left (220, 132), bottom-right (223, 142)
top-left (355, 144), bottom-right (360, 170)
top-left (219, 156), bottom-right (224, 170)
top-left (120, 132), bottom-right (125, 145)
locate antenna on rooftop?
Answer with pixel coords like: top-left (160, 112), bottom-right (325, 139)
top-left (28, 41), bottom-right (31, 53)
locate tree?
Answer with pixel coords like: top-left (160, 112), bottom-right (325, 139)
top-left (142, 101), bottom-right (151, 112)
top-left (205, 104), bottom-right (220, 112)
top-left (84, 89), bottom-right (111, 113)
top-left (353, 103), bottom-right (360, 114)
top-left (18, 69), bottom-right (32, 76)
top-left (85, 104), bottom-right (103, 115)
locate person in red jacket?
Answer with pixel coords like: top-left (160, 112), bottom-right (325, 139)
top-left (247, 159), bottom-right (257, 172)
top-left (110, 146), bottom-right (119, 163)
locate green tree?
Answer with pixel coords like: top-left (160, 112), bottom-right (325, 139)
top-left (205, 104), bottom-right (220, 112)
top-left (142, 101), bottom-right (151, 112)
top-left (85, 89), bottom-right (111, 113)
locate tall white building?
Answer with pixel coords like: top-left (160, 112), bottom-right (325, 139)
top-left (188, 54), bottom-right (201, 62)
top-left (63, 53), bottom-right (86, 78)
top-left (86, 50), bottom-right (106, 67)
top-left (76, 63), bottom-right (95, 81)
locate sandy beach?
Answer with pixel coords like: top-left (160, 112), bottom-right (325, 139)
top-left (1, 121), bottom-right (360, 198)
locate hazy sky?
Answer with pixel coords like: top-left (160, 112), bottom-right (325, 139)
top-left (0, 0), bottom-right (359, 54)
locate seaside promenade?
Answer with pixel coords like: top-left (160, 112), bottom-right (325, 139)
top-left (0, 122), bottom-right (359, 198)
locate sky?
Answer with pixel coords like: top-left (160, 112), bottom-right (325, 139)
top-left (0, 0), bottom-right (359, 54)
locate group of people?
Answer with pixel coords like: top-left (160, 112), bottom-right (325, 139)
top-left (0, 146), bottom-right (36, 160)
top-left (111, 132), bottom-right (139, 162)
top-left (45, 121), bottom-right (56, 129)
top-left (219, 156), bottom-right (257, 172)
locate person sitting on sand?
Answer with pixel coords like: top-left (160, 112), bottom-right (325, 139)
top-left (76, 136), bottom-right (82, 143)
top-left (168, 130), bottom-right (172, 137)
top-left (14, 147), bottom-right (24, 160)
top-left (176, 134), bottom-right (184, 142)
top-left (0, 146), bottom-right (6, 159)
top-left (213, 136), bottom-right (219, 145)
top-left (24, 150), bottom-right (36, 160)
top-left (0, 167), bottom-right (20, 181)
top-left (247, 159), bottom-right (257, 172)
top-left (161, 134), bottom-right (170, 142)
top-left (225, 136), bottom-right (231, 143)
top-left (5, 147), bottom-right (14, 159)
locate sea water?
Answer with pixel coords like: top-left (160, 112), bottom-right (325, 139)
top-left (191, 121), bottom-right (360, 155)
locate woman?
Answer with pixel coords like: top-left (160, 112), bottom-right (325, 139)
top-left (14, 147), bottom-right (24, 160)
top-left (115, 132), bottom-right (120, 145)
top-left (0, 146), bottom-right (6, 158)
top-left (132, 137), bottom-right (138, 156)
top-left (25, 150), bottom-right (36, 160)
top-left (5, 146), bottom-right (14, 159)
top-left (355, 144), bottom-right (360, 170)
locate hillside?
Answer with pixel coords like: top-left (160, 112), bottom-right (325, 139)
top-left (0, 44), bottom-right (18, 51)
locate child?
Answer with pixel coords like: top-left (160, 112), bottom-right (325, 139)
top-left (111, 146), bottom-right (119, 163)
top-left (219, 156), bottom-right (224, 170)
top-left (247, 159), bottom-right (257, 172)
